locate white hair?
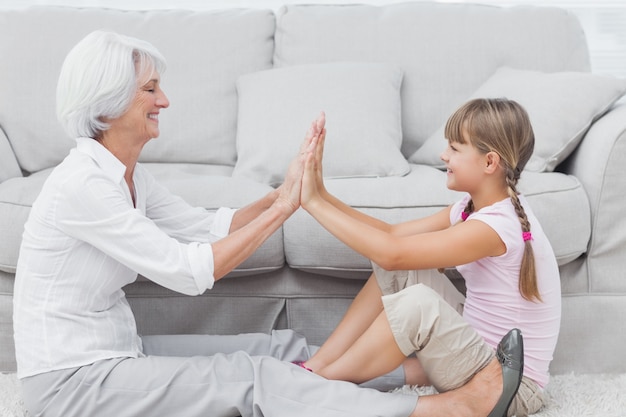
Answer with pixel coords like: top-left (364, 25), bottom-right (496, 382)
top-left (56, 30), bottom-right (167, 139)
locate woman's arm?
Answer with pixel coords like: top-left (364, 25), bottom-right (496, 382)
top-left (211, 198), bottom-right (293, 279)
top-left (228, 188), bottom-right (280, 233)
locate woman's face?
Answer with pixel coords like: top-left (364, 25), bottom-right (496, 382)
top-left (108, 67), bottom-right (169, 144)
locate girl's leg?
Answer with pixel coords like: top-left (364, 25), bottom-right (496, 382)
top-left (304, 273), bottom-right (384, 372)
top-left (409, 357), bottom-right (504, 417)
top-left (369, 264), bottom-right (466, 387)
top-left (315, 283), bottom-right (494, 393)
top-left (306, 269), bottom-right (432, 387)
top-left (383, 283), bottom-right (494, 392)
top-left (403, 355), bottom-right (431, 386)
top-left (317, 309), bottom-right (407, 383)
top-left (310, 282), bottom-right (523, 417)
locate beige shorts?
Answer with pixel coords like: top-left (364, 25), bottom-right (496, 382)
top-left (372, 263), bottom-right (545, 416)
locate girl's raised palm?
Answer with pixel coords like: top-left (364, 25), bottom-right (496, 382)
top-left (301, 126), bottom-right (326, 208)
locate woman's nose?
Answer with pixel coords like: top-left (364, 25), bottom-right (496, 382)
top-left (158, 90), bottom-right (170, 108)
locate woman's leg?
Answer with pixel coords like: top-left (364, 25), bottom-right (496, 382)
top-left (304, 273), bottom-right (384, 372)
top-left (21, 353), bottom-right (419, 417)
top-left (142, 327), bottom-right (406, 392)
top-left (141, 329), bottom-right (312, 362)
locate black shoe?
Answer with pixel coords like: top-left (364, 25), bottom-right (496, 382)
top-left (487, 328), bottom-right (524, 417)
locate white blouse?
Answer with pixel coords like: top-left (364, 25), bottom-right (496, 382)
top-left (13, 137), bottom-right (235, 378)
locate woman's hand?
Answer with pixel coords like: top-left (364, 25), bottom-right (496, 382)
top-left (275, 112), bottom-right (325, 215)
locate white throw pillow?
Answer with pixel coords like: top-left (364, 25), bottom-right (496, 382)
top-left (410, 67), bottom-right (626, 172)
top-left (233, 62), bottom-right (409, 186)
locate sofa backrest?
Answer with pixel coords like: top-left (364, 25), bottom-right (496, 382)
top-left (0, 3), bottom-right (591, 175)
top-left (0, 6), bottom-right (275, 174)
top-left (274, 2), bottom-right (591, 159)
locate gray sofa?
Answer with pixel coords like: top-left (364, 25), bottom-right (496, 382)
top-left (1, 3), bottom-right (625, 376)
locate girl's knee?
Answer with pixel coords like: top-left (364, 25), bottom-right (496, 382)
top-left (387, 284), bottom-right (443, 316)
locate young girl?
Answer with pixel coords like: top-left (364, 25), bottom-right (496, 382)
top-left (299, 98), bottom-right (561, 417)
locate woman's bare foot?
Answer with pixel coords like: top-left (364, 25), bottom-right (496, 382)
top-left (409, 357), bottom-right (502, 417)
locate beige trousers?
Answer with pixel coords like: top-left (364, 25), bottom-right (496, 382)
top-left (372, 263), bottom-right (545, 417)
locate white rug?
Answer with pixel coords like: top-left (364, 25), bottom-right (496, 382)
top-left (1, 372), bottom-right (625, 416)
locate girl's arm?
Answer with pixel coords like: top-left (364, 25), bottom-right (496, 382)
top-left (308, 128), bottom-right (451, 237)
top-left (305, 194), bottom-right (504, 271)
top-left (302, 145), bottom-right (505, 271)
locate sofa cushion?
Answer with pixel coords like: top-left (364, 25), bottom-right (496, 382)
top-left (233, 62), bottom-right (409, 186)
top-left (274, 3), bottom-right (590, 159)
top-left (0, 7), bottom-right (275, 173)
top-left (0, 165), bottom-right (285, 275)
top-left (284, 165), bottom-right (589, 276)
top-left (0, 170), bottom-right (50, 274)
top-left (410, 67), bottom-right (626, 172)
top-left (0, 130), bottom-right (21, 183)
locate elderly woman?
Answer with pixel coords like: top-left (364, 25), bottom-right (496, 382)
top-left (14, 31), bottom-right (520, 417)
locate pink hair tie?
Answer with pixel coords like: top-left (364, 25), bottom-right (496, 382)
top-left (522, 231), bottom-right (532, 242)
top-left (461, 212), bottom-right (469, 221)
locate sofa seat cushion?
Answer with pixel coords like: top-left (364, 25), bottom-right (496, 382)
top-left (283, 165), bottom-right (589, 277)
top-left (0, 165), bottom-right (284, 276)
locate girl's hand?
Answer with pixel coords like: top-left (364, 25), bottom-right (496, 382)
top-left (313, 124), bottom-right (328, 199)
top-left (301, 138), bottom-right (325, 210)
top-left (301, 113), bottom-right (328, 210)
top-left (276, 112), bottom-right (325, 214)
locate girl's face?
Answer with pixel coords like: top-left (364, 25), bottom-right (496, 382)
top-left (440, 133), bottom-right (488, 193)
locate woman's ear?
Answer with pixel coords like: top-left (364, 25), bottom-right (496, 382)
top-left (484, 151), bottom-right (501, 174)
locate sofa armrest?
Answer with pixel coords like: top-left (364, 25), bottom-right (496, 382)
top-left (0, 127), bottom-right (21, 182)
top-left (559, 103), bottom-right (626, 293)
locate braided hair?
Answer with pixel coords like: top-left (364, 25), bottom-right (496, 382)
top-left (445, 98), bottom-right (541, 302)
